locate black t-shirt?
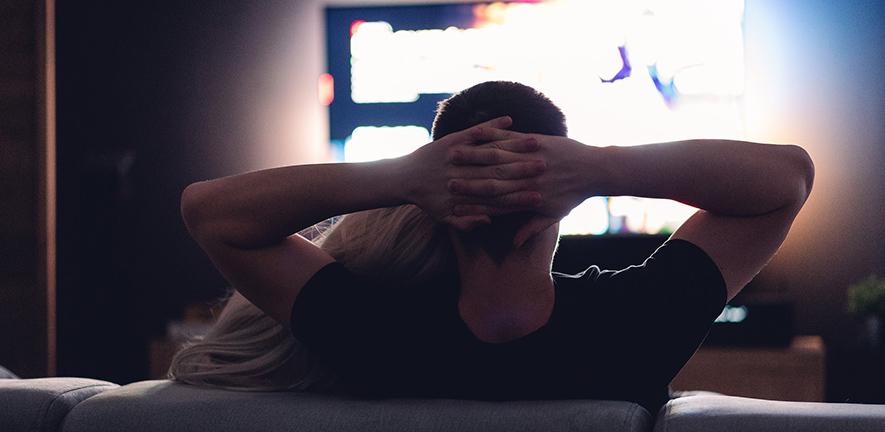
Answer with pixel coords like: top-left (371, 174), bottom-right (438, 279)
top-left (291, 239), bottom-right (726, 413)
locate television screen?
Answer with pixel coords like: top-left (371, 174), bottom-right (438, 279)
top-left (325, 0), bottom-right (746, 236)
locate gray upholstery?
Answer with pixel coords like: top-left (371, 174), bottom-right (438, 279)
top-left (0, 377), bottom-right (118, 432)
top-left (0, 365), bottom-right (19, 378)
top-left (655, 394), bottom-right (885, 432)
top-left (7, 377), bottom-right (885, 432)
top-left (63, 380), bottom-right (652, 432)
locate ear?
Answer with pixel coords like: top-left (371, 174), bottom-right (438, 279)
top-left (513, 216), bottom-right (559, 248)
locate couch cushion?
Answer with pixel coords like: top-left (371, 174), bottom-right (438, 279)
top-left (0, 377), bottom-right (118, 432)
top-left (0, 365), bottom-right (19, 379)
top-left (63, 380), bottom-right (652, 432)
top-left (655, 394), bottom-right (885, 432)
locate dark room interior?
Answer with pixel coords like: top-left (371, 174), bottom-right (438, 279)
top-left (2, 0), bottom-right (885, 431)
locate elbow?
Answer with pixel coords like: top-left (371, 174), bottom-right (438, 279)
top-left (787, 145), bottom-right (815, 206)
top-left (794, 145), bottom-right (815, 202)
top-left (180, 181), bottom-right (212, 239)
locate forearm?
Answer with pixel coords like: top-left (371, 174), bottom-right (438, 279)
top-left (181, 158), bottom-right (409, 249)
top-left (590, 140), bottom-right (814, 216)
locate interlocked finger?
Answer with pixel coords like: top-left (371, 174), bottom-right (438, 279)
top-left (450, 139), bottom-right (540, 166)
top-left (457, 117), bottom-right (526, 144)
top-left (449, 178), bottom-right (538, 197)
top-left (446, 215), bottom-right (491, 231)
top-left (479, 136), bottom-right (538, 153)
top-left (453, 204), bottom-right (507, 217)
top-left (473, 116), bottom-right (513, 131)
top-left (463, 124), bottom-right (526, 144)
top-left (455, 161), bottom-right (546, 180)
top-left (450, 146), bottom-right (541, 166)
top-left (452, 192), bottom-right (542, 216)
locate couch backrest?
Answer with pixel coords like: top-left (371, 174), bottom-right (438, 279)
top-left (63, 380), bottom-right (653, 432)
top-left (0, 377), bottom-right (118, 432)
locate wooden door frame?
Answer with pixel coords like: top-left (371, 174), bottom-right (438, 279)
top-left (36, 0), bottom-right (57, 376)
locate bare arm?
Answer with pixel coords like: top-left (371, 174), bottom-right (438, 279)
top-left (453, 138), bottom-right (815, 300)
top-left (596, 140), bottom-right (814, 300)
top-left (180, 118), bottom-right (544, 324)
top-left (596, 140), bottom-right (814, 218)
top-left (181, 159), bottom-right (410, 325)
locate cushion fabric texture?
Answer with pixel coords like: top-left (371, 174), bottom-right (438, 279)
top-left (63, 380), bottom-right (652, 432)
top-left (0, 365), bottom-right (19, 379)
top-left (0, 377), bottom-right (118, 432)
top-left (655, 394), bottom-right (885, 432)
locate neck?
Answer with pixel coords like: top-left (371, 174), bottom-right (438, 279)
top-left (450, 229), bottom-right (556, 343)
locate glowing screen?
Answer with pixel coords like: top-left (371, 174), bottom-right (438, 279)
top-left (326, 0), bottom-right (745, 235)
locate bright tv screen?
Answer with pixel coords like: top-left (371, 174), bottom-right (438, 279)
top-left (325, 0), bottom-right (746, 235)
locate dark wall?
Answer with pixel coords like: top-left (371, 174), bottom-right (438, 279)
top-left (743, 0), bottom-right (885, 346)
top-left (741, 0), bottom-right (885, 402)
top-left (0, 0), bottom-right (48, 378)
top-left (55, 1), bottom-right (298, 383)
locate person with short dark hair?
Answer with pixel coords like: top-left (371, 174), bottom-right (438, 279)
top-left (171, 81), bottom-right (814, 413)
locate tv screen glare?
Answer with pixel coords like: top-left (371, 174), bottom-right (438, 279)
top-left (325, 0), bottom-right (746, 236)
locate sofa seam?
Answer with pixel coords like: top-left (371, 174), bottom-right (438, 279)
top-left (30, 383), bottom-right (114, 432)
top-left (622, 404), bottom-right (644, 431)
top-left (658, 400), bottom-right (672, 432)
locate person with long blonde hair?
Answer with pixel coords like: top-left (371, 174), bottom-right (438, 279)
top-left (170, 81), bottom-right (814, 412)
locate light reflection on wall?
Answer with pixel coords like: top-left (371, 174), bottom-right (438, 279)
top-left (344, 126), bottom-right (431, 162)
top-left (338, 0), bottom-right (746, 235)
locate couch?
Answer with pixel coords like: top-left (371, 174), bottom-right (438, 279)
top-left (2, 374), bottom-right (885, 432)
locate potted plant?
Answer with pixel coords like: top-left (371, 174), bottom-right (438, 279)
top-left (847, 274), bottom-right (885, 349)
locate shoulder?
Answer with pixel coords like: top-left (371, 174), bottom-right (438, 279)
top-left (632, 239), bottom-right (727, 301)
top-left (289, 262), bottom-right (380, 339)
top-left (553, 238), bottom-right (719, 281)
top-left (552, 239), bottom-right (726, 318)
top-left (552, 265), bottom-right (604, 282)
top-left (605, 239), bottom-right (725, 287)
top-left (291, 261), bottom-right (455, 337)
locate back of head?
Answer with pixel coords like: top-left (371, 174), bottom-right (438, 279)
top-left (327, 81), bottom-right (567, 276)
top-left (432, 81), bottom-right (567, 140)
top-left (433, 81), bottom-right (567, 258)
top-left (169, 81), bottom-right (566, 391)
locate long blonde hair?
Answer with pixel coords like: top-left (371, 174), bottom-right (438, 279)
top-left (167, 204), bottom-right (454, 391)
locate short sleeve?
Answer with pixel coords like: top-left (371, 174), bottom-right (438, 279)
top-left (619, 238), bottom-right (727, 321)
top-left (290, 261), bottom-right (368, 344)
top-left (289, 262), bottom-right (455, 393)
top-left (289, 262), bottom-right (402, 384)
top-left (577, 239), bottom-right (727, 388)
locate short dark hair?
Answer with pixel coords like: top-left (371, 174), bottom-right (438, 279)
top-left (432, 81), bottom-right (567, 140)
